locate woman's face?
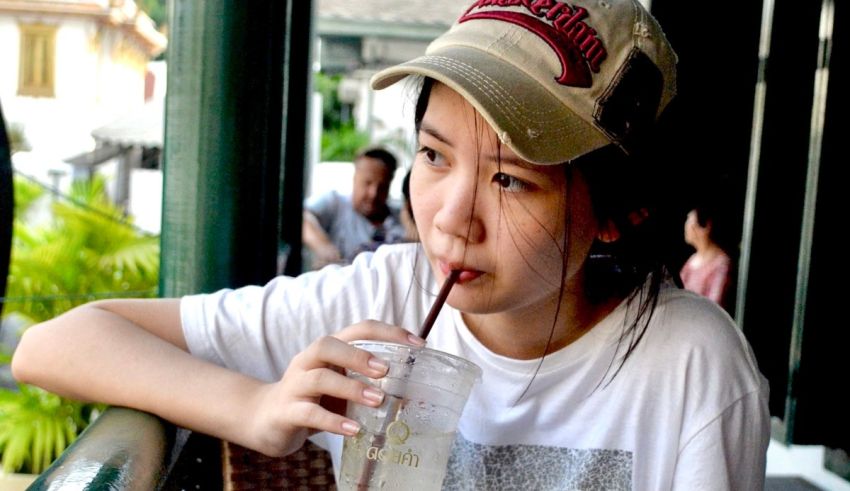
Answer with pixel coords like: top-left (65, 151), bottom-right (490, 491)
top-left (684, 209), bottom-right (708, 247)
top-left (411, 83), bottom-right (599, 316)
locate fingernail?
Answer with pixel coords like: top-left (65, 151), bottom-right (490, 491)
top-left (363, 387), bottom-right (384, 404)
top-left (341, 421), bottom-right (360, 436)
top-left (408, 333), bottom-right (426, 346)
top-left (368, 357), bottom-right (389, 373)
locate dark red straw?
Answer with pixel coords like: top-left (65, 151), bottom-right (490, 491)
top-left (419, 270), bottom-right (460, 340)
top-left (355, 270), bottom-right (460, 488)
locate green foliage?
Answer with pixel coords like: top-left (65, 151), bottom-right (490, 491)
top-left (1, 174), bottom-right (158, 474)
top-left (314, 72), bottom-right (345, 130)
top-left (321, 123), bottom-right (370, 162)
top-left (5, 176), bottom-right (159, 323)
top-left (0, 385), bottom-right (101, 475)
top-left (136, 0), bottom-right (167, 27)
top-left (7, 123), bottom-right (30, 154)
top-left (315, 72), bottom-right (370, 162)
top-left (12, 176), bottom-right (42, 222)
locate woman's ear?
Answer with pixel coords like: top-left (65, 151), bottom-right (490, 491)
top-left (597, 219), bottom-right (621, 243)
top-left (598, 208), bottom-right (650, 243)
top-left (627, 207), bottom-right (650, 226)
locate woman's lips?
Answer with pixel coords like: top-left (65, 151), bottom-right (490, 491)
top-left (455, 270), bottom-right (483, 283)
top-left (439, 261), bottom-right (483, 283)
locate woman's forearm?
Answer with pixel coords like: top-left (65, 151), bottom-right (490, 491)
top-left (11, 303), bottom-right (268, 450)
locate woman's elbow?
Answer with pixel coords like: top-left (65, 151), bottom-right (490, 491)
top-left (10, 306), bottom-right (84, 385)
top-left (10, 322), bottom-right (47, 384)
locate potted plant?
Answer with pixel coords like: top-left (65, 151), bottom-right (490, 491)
top-left (0, 176), bottom-right (159, 483)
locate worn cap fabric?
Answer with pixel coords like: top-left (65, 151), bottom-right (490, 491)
top-left (371, 0), bottom-right (677, 165)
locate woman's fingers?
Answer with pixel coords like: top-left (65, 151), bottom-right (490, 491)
top-left (298, 366), bottom-right (385, 408)
top-left (291, 321), bottom-right (424, 374)
top-left (275, 365), bottom-right (384, 438)
top-left (290, 335), bottom-right (387, 378)
top-left (284, 400), bottom-right (362, 436)
top-left (333, 319), bottom-right (426, 346)
top-left (264, 321), bottom-right (426, 443)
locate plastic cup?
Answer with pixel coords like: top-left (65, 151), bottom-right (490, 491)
top-left (338, 341), bottom-right (481, 491)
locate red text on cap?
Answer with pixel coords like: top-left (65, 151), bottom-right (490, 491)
top-left (460, 0), bottom-right (608, 88)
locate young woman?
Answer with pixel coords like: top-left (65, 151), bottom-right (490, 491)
top-left (13, 0), bottom-right (769, 488)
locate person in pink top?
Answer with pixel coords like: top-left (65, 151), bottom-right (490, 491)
top-left (680, 207), bottom-right (734, 312)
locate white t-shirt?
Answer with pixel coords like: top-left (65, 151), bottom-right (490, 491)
top-left (181, 243), bottom-right (769, 490)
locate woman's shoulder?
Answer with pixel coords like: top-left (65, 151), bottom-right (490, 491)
top-left (655, 285), bottom-right (734, 330)
top-left (353, 242), bottom-right (428, 274)
top-left (637, 286), bottom-right (769, 441)
top-left (650, 287), bottom-right (738, 348)
top-left (346, 243), bottom-right (438, 329)
top-left (639, 286), bottom-right (763, 384)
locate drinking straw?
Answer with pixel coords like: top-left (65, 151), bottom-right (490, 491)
top-left (420, 269), bottom-right (461, 340)
top-left (355, 270), bottom-right (460, 489)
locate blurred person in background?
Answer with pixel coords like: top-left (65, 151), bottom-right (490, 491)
top-left (302, 147), bottom-right (406, 268)
top-left (680, 206), bottom-right (736, 313)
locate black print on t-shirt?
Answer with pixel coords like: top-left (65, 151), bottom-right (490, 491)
top-left (443, 434), bottom-right (632, 490)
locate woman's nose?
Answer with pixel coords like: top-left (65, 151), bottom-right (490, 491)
top-left (432, 174), bottom-right (485, 243)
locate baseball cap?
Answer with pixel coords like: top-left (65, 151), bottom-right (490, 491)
top-left (371, 0), bottom-right (678, 165)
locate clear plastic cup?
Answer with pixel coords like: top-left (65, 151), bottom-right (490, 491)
top-left (338, 341), bottom-right (482, 491)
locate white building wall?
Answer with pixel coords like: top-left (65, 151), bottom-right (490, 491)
top-left (348, 71), bottom-right (419, 163)
top-left (0, 17), bottom-right (20, 98)
top-left (1, 13), bottom-right (148, 165)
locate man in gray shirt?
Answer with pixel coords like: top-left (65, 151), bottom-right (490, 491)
top-left (302, 147), bottom-right (407, 268)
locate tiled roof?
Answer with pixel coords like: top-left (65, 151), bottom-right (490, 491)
top-left (318, 0), bottom-right (467, 28)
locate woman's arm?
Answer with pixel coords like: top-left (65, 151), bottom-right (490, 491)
top-left (705, 258), bottom-right (732, 306)
top-left (303, 211), bottom-right (343, 267)
top-left (12, 299), bottom-right (421, 456)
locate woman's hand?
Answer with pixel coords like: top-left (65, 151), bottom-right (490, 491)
top-left (248, 320), bottom-right (425, 457)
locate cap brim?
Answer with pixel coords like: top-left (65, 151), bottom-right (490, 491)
top-left (371, 45), bottom-right (609, 165)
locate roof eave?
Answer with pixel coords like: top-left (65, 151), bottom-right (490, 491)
top-left (318, 17), bottom-right (449, 40)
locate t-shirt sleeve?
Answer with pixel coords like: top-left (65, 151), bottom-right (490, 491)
top-left (179, 244), bottom-right (428, 383)
top-left (180, 252), bottom-right (385, 383)
top-left (304, 191), bottom-right (340, 231)
top-left (671, 389), bottom-right (770, 490)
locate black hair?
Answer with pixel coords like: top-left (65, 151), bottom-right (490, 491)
top-left (401, 168), bottom-right (412, 202)
top-left (357, 147), bottom-right (398, 177)
top-left (402, 168), bottom-right (414, 222)
top-left (412, 76), bottom-right (679, 386)
top-left (575, 142), bottom-right (681, 382)
top-left (691, 204), bottom-right (736, 256)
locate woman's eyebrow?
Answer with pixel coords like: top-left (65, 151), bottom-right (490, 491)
top-left (418, 122), bottom-right (453, 146)
top-left (419, 120), bottom-right (536, 170)
top-left (481, 153), bottom-right (535, 169)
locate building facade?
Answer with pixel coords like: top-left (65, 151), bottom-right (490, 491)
top-left (0, 0), bottom-right (165, 163)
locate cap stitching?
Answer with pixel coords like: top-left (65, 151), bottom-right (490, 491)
top-left (419, 56), bottom-right (589, 148)
top-left (421, 56), bottom-right (585, 134)
top-left (423, 56), bottom-right (552, 120)
top-left (419, 56), bottom-right (547, 134)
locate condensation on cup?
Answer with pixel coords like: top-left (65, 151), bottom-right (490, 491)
top-left (339, 341), bottom-right (481, 491)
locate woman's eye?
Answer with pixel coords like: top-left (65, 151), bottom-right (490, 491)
top-left (493, 172), bottom-right (531, 192)
top-left (417, 146), bottom-right (446, 167)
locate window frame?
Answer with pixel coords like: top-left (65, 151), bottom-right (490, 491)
top-left (17, 23), bottom-right (58, 98)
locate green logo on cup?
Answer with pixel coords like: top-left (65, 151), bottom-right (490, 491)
top-left (365, 420), bottom-right (420, 468)
top-left (387, 420), bottom-right (410, 445)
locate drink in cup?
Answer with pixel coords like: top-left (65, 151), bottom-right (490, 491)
top-left (338, 341), bottom-right (481, 491)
